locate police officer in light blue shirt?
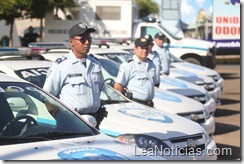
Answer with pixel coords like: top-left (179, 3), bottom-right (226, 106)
top-left (145, 34), bottom-right (162, 87)
top-left (152, 32), bottom-right (171, 76)
top-left (43, 22), bottom-right (106, 129)
top-left (114, 37), bottom-right (156, 107)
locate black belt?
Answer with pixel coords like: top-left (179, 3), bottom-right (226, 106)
top-left (132, 98), bottom-right (154, 107)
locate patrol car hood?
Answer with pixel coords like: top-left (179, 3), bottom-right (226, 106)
top-left (153, 88), bottom-right (205, 114)
top-left (180, 38), bottom-right (214, 49)
top-left (169, 68), bottom-right (216, 84)
top-left (0, 133), bottom-right (163, 160)
top-left (171, 62), bottom-right (220, 77)
top-left (159, 76), bottom-right (207, 94)
top-left (100, 102), bottom-right (204, 139)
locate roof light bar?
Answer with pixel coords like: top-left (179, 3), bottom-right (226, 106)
top-left (28, 42), bottom-right (70, 49)
top-left (142, 17), bottom-right (161, 23)
top-left (0, 48), bottom-right (19, 56)
top-left (30, 47), bottom-right (46, 55)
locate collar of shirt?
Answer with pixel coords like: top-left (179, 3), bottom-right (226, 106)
top-left (69, 52), bottom-right (90, 67)
top-left (133, 55), bottom-right (149, 67)
top-left (78, 58), bottom-right (86, 67)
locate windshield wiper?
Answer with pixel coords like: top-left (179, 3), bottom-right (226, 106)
top-left (0, 136), bottom-right (49, 145)
top-left (25, 131), bottom-right (93, 139)
top-left (102, 99), bottom-right (129, 104)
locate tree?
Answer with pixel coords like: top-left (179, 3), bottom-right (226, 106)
top-left (27, 0), bottom-right (75, 41)
top-left (0, 0), bottom-right (30, 46)
top-left (136, 0), bottom-right (159, 18)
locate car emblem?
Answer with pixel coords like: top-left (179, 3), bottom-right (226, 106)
top-left (187, 139), bottom-right (197, 148)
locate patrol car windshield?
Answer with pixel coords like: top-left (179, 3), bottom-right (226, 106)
top-left (101, 84), bottom-right (129, 104)
top-left (98, 53), bottom-right (132, 64)
top-left (99, 58), bottom-right (120, 77)
top-left (0, 82), bottom-right (98, 145)
top-left (158, 24), bottom-right (183, 40)
top-left (14, 67), bottom-right (49, 88)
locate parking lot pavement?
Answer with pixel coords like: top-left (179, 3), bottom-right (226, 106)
top-left (213, 63), bottom-right (240, 160)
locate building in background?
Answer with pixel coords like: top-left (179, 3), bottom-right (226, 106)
top-left (153, 0), bottom-right (240, 55)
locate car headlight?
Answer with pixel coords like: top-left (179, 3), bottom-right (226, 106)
top-left (203, 129), bottom-right (210, 145)
top-left (195, 80), bottom-right (205, 86)
top-left (203, 107), bottom-right (210, 120)
top-left (205, 92), bottom-right (211, 102)
top-left (116, 134), bottom-right (170, 153)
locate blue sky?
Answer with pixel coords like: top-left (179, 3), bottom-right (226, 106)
top-left (153, 0), bottom-right (213, 24)
top-left (180, 0), bottom-right (213, 24)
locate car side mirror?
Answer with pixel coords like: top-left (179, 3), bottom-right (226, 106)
top-left (81, 114), bottom-right (97, 127)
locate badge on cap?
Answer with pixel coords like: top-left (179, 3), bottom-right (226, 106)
top-left (78, 23), bottom-right (87, 29)
top-left (158, 32), bottom-right (163, 36)
top-left (140, 38), bottom-right (147, 42)
top-left (144, 35), bottom-right (149, 39)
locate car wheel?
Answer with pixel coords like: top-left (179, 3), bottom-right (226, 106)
top-left (184, 57), bottom-right (201, 66)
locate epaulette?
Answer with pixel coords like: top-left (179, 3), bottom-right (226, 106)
top-left (147, 58), bottom-right (153, 63)
top-left (153, 50), bottom-right (159, 55)
top-left (127, 58), bottom-right (133, 63)
top-left (55, 56), bottom-right (67, 64)
top-left (89, 54), bottom-right (99, 61)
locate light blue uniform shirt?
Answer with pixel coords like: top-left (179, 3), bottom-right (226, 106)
top-left (152, 43), bottom-right (171, 75)
top-left (115, 55), bottom-right (156, 101)
top-left (43, 52), bottom-right (104, 114)
top-left (147, 51), bottom-right (162, 85)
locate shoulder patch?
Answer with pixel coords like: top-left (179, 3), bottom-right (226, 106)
top-left (55, 56), bottom-right (67, 64)
top-left (127, 58), bottom-right (133, 63)
top-left (89, 54), bottom-right (99, 61)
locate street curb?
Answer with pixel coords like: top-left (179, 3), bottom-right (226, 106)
top-left (216, 55), bottom-right (240, 64)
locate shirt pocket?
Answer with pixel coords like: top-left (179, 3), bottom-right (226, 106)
top-left (137, 73), bottom-right (148, 86)
top-left (69, 77), bottom-right (86, 95)
top-left (91, 67), bottom-right (102, 83)
top-left (149, 68), bottom-right (156, 78)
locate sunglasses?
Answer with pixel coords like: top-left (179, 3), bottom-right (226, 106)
top-left (73, 37), bottom-right (92, 43)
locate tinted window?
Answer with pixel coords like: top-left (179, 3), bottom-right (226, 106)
top-left (0, 82), bottom-right (97, 144)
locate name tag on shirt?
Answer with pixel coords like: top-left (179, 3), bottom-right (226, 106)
top-left (69, 73), bottom-right (82, 78)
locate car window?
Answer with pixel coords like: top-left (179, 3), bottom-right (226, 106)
top-left (0, 82), bottom-right (97, 144)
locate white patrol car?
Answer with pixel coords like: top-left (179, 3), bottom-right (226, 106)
top-left (0, 73), bottom-right (165, 160)
top-left (158, 76), bottom-right (216, 117)
top-left (0, 47), bottom-right (52, 88)
top-left (170, 53), bottom-right (224, 93)
top-left (169, 67), bottom-right (222, 106)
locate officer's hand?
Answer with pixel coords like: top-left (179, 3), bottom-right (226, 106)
top-left (45, 101), bottom-right (59, 116)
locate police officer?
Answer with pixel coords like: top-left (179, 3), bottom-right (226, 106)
top-left (145, 34), bottom-right (162, 87)
top-left (152, 32), bottom-right (171, 76)
top-left (114, 37), bottom-right (156, 107)
top-left (43, 22), bottom-right (106, 129)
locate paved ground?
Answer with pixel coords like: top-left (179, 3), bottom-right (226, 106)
top-left (213, 62), bottom-right (241, 160)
